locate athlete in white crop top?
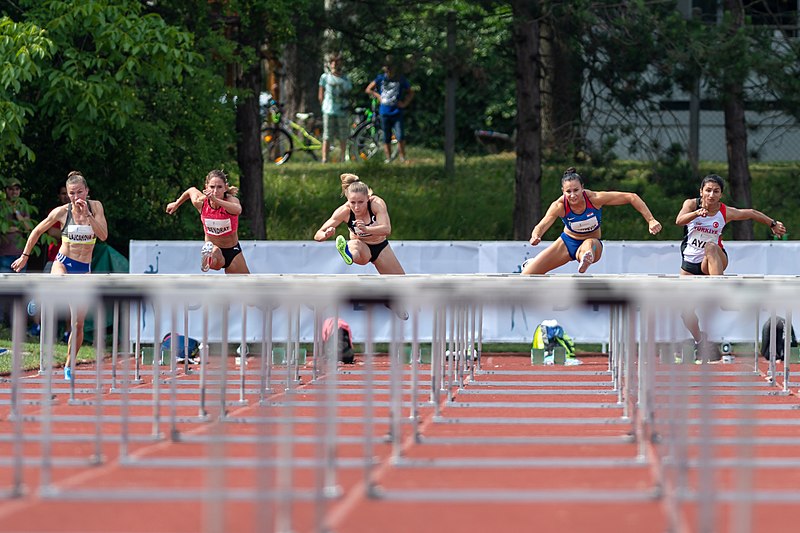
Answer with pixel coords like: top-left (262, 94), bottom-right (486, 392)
top-left (676, 174), bottom-right (786, 355)
top-left (11, 171), bottom-right (108, 381)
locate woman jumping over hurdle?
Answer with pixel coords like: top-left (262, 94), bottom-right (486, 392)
top-left (521, 167), bottom-right (662, 275)
top-left (315, 173), bottom-right (405, 275)
top-left (315, 173), bottom-right (407, 319)
top-left (677, 174), bottom-right (786, 348)
top-left (166, 169), bottom-right (250, 274)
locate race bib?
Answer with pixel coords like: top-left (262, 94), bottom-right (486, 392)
top-left (571, 216), bottom-right (598, 233)
top-left (65, 224), bottom-right (95, 243)
top-left (204, 218), bottom-right (232, 236)
top-left (688, 228), bottom-right (718, 246)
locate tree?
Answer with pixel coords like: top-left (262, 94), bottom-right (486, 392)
top-left (719, 0), bottom-right (753, 239)
top-left (1, 0), bottom-right (224, 253)
top-left (278, 0), bottom-right (325, 120)
top-left (510, 0), bottom-right (542, 239)
top-left (193, 0), bottom-right (302, 240)
top-left (539, 2), bottom-right (582, 157)
top-left (0, 17), bottom-right (53, 162)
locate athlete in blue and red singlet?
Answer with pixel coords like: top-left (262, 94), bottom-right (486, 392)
top-left (521, 167), bottom-right (662, 275)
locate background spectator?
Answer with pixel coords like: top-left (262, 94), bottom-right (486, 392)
top-left (318, 54), bottom-right (353, 163)
top-left (365, 56), bottom-right (414, 163)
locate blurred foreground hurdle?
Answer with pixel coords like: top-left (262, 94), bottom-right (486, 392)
top-left (0, 274), bottom-right (799, 533)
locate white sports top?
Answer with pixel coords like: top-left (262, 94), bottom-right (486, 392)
top-left (681, 202), bottom-right (726, 264)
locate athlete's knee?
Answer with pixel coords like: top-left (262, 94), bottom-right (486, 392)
top-left (350, 250), bottom-right (369, 265)
top-left (704, 242), bottom-right (724, 257)
top-left (680, 309), bottom-right (698, 322)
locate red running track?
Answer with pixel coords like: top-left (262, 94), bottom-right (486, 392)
top-left (0, 354), bottom-right (799, 532)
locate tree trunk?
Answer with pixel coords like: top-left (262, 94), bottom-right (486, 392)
top-left (539, 11), bottom-right (582, 156)
top-left (281, 40), bottom-right (322, 118)
top-left (722, 0), bottom-right (753, 240)
top-left (280, 7), bottom-right (325, 120)
top-left (723, 86), bottom-right (752, 240)
top-left (511, 0), bottom-right (542, 240)
top-left (236, 64), bottom-right (266, 239)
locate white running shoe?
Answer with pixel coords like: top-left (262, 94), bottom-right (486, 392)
top-left (200, 242), bottom-right (214, 272)
top-left (578, 250), bottom-right (594, 273)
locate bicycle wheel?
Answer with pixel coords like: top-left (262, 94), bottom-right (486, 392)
top-left (350, 121), bottom-right (385, 161)
top-left (350, 120), bottom-right (401, 162)
top-left (262, 126), bottom-right (293, 165)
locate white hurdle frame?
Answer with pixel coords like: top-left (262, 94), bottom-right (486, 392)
top-left (1, 273), bottom-right (800, 533)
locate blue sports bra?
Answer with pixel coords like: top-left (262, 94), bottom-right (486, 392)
top-left (560, 192), bottom-right (602, 234)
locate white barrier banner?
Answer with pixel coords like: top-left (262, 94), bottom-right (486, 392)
top-left (129, 240), bottom-right (800, 344)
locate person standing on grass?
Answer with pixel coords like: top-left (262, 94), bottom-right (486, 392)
top-left (11, 171), bottom-right (108, 380)
top-left (1, 177), bottom-right (34, 329)
top-left (521, 167), bottom-right (662, 275)
top-left (677, 173), bottom-right (786, 351)
top-left (1, 177), bottom-right (33, 273)
top-left (166, 169), bottom-right (250, 274)
top-left (318, 54), bottom-right (352, 164)
top-left (365, 57), bottom-right (414, 164)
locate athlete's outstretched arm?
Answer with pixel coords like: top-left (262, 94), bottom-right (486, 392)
top-left (529, 199), bottom-right (564, 246)
top-left (314, 205), bottom-right (349, 241)
top-left (592, 190), bottom-right (662, 235)
top-left (166, 187), bottom-right (204, 214)
top-left (10, 205), bottom-right (66, 272)
top-left (726, 206), bottom-right (786, 236)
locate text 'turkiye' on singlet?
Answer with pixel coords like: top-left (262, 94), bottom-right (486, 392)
top-left (681, 199), bottom-right (727, 264)
top-left (61, 203), bottom-right (96, 245)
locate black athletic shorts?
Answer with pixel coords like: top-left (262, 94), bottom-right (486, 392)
top-left (367, 240), bottom-right (389, 263)
top-left (220, 242), bottom-right (243, 269)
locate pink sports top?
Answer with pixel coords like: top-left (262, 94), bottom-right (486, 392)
top-left (200, 197), bottom-right (238, 237)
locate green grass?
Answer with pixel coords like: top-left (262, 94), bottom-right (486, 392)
top-left (0, 341), bottom-right (98, 375)
top-left (264, 149), bottom-right (800, 242)
top-left (265, 148), bottom-right (516, 240)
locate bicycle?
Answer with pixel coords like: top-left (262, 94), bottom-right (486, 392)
top-left (349, 98), bottom-right (399, 162)
top-left (474, 128), bottom-right (515, 153)
top-left (261, 96), bottom-right (325, 165)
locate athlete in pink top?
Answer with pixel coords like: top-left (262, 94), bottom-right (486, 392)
top-left (166, 169), bottom-right (249, 274)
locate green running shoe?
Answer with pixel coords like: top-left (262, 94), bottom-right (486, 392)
top-left (336, 235), bottom-right (353, 265)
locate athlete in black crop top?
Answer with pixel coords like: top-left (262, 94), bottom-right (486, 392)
top-left (314, 174), bottom-right (407, 318)
top-left (315, 175), bottom-right (404, 274)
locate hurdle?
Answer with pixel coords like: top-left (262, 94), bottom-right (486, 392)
top-left (1, 273), bottom-right (800, 533)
